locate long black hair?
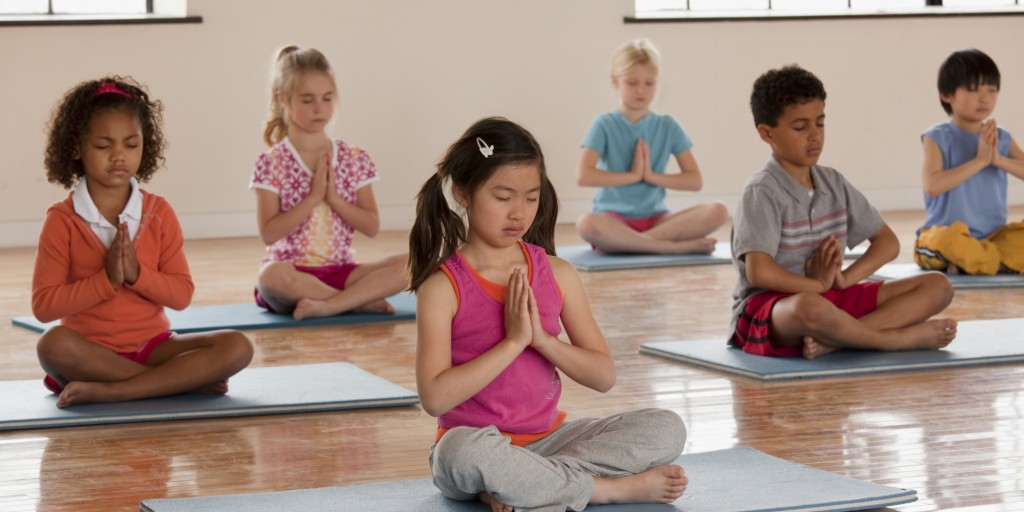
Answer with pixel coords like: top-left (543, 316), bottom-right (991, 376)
top-left (408, 117), bottom-right (558, 291)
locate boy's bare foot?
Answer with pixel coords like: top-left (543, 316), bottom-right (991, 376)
top-left (478, 491), bottom-right (513, 512)
top-left (352, 298), bottom-right (395, 315)
top-left (292, 298), bottom-right (331, 320)
top-left (591, 464), bottom-right (687, 505)
top-left (896, 318), bottom-right (957, 350)
top-left (802, 336), bottom-right (840, 360)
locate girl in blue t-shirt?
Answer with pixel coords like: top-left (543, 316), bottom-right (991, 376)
top-left (576, 38), bottom-right (727, 255)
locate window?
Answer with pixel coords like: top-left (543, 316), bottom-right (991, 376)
top-left (0, 0), bottom-right (148, 15)
top-left (0, 0), bottom-right (197, 25)
top-left (632, 0), bottom-right (1023, 21)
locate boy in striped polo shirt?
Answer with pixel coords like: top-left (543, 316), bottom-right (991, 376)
top-left (730, 65), bottom-right (957, 359)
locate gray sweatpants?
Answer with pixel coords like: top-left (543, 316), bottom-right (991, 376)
top-left (428, 408), bottom-right (686, 512)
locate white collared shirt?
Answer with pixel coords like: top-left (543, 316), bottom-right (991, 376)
top-left (72, 177), bottom-right (142, 248)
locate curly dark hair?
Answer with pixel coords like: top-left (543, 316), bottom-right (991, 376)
top-left (750, 65), bottom-right (826, 127)
top-left (44, 76), bottom-right (166, 189)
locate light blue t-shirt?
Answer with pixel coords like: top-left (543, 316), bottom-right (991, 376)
top-left (581, 111), bottom-right (693, 218)
top-left (920, 121), bottom-right (1012, 239)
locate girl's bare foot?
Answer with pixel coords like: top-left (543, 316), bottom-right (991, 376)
top-left (667, 238), bottom-right (716, 255)
top-left (802, 336), bottom-right (840, 360)
top-left (352, 298), bottom-right (395, 314)
top-left (478, 491), bottom-right (512, 512)
top-left (896, 318), bottom-right (957, 350)
top-left (591, 464), bottom-right (687, 505)
top-left (195, 379), bottom-right (229, 395)
top-left (56, 381), bottom-right (118, 408)
top-left (292, 298), bottom-right (331, 320)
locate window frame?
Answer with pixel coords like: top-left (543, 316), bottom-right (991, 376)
top-left (0, 0), bottom-right (199, 26)
top-left (627, 1), bottom-right (1024, 22)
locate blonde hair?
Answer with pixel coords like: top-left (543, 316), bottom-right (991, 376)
top-left (263, 45), bottom-right (336, 147)
top-left (611, 38), bottom-right (660, 79)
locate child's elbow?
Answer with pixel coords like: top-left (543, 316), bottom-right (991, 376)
top-left (418, 395), bottom-right (448, 418)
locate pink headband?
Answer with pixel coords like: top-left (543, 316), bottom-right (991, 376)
top-left (95, 82), bottom-right (131, 99)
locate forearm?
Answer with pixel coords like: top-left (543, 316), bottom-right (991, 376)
top-left (995, 154), bottom-right (1024, 181)
top-left (840, 238), bottom-right (897, 284)
top-left (577, 166), bottom-right (640, 188)
top-left (748, 263), bottom-right (826, 294)
top-left (923, 159), bottom-right (987, 197)
top-left (418, 339), bottom-right (526, 417)
top-left (326, 196), bottom-right (380, 237)
top-left (645, 171), bottom-right (702, 191)
top-left (32, 271), bottom-right (115, 322)
top-left (258, 197), bottom-right (318, 245)
top-left (532, 334), bottom-right (615, 392)
top-left (127, 265), bottom-right (194, 310)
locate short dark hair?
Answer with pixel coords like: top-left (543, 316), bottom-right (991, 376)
top-left (750, 65), bottom-right (826, 127)
top-left (937, 49), bottom-right (1000, 115)
top-left (44, 76), bottom-right (165, 189)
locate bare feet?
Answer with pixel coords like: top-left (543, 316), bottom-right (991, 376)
top-left (293, 297), bottom-right (395, 320)
top-left (195, 379), bottom-right (229, 395)
top-left (895, 318), bottom-right (957, 350)
top-left (56, 381), bottom-right (117, 408)
top-left (352, 298), bottom-right (395, 315)
top-left (802, 336), bottom-right (841, 360)
top-left (667, 238), bottom-right (716, 255)
top-left (478, 491), bottom-right (512, 512)
top-left (590, 464), bottom-right (687, 505)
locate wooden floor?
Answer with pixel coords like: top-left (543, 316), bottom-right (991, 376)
top-left (2, 209), bottom-right (1024, 511)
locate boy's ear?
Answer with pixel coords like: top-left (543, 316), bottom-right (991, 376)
top-left (756, 124), bottom-right (774, 144)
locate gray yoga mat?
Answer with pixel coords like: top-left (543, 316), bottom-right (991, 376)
top-left (0, 362), bottom-right (418, 431)
top-left (869, 263), bottom-right (1024, 289)
top-left (557, 243), bottom-right (732, 272)
top-left (641, 318), bottom-right (1024, 381)
top-left (139, 446), bottom-right (915, 512)
top-left (12, 294), bottom-right (416, 334)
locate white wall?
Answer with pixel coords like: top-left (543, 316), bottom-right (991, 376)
top-left (1, 1), bottom-right (1021, 247)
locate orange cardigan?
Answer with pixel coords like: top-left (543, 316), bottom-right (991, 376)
top-left (31, 191), bottom-right (194, 353)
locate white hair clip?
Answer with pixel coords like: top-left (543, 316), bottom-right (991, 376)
top-left (476, 137), bottom-right (494, 158)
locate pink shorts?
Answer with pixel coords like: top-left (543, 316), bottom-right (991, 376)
top-left (254, 263), bottom-right (359, 312)
top-left (43, 331), bottom-right (176, 393)
top-left (732, 281), bottom-right (883, 357)
top-left (605, 212), bottom-right (667, 233)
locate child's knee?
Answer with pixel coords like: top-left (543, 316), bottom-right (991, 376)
top-left (37, 326), bottom-right (82, 364)
top-left (703, 201), bottom-right (729, 228)
top-left (432, 426), bottom-right (502, 476)
top-left (257, 262), bottom-right (296, 293)
top-left (639, 408), bottom-right (687, 460)
top-left (921, 272), bottom-right (955, 307)
top-left (786, 293), bottom-right (832, 330)
top-left (221, 331), bottom-right (254, 369)
top-left (575, 214), bottom-right (601, 240)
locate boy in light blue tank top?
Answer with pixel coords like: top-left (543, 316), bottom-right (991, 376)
top-left (916, 49), bottom-right (1024, 275)
top-left (576, 38), bottom-right (727, 255)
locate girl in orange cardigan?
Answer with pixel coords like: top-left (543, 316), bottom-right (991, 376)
top-left (33, 76), bottom-right (253, 408)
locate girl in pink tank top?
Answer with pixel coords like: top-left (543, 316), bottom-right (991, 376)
top-left (409, 118), bottom-right (688, 511)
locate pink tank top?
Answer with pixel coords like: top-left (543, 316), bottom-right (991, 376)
top-left (438, 242), bottom-right (563, 434)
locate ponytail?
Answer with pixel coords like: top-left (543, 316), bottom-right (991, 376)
top-left (408, 173), bottom-right (466, 291)
top-left (263, 45), bottom-right (334, 147)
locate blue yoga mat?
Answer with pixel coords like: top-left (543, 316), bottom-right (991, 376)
top-left (558, 243), bottom-right (732, 272)
top-left (139, 446), bottom-right (916, 512)
top-left (869, 263), bottom-right (1024, 289)
top-left (12, 294), bottom-right (416, 334)
top-left (0, 362), bottom-right (417, 431)
top-left (640, 318), bottom-right (1024, 381)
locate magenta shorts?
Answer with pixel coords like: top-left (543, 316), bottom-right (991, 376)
top-left (254, 263), bottom-right (359, 312)
top-left (605, 212), bottom-right (667, 232)
top-left (43, 330), bottom-right (176, 393)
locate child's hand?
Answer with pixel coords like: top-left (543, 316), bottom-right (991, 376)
top-left (309, 152), bottom-right (330, 202)
top-left (503, 268), bottom-right (533, 347)
top-left (629, 139), bottom-right (647, 184)
top-left (805, 236), bottom-right (841, 291)
top-left (324, 154), bottom-right (341, 203)
top-left (831, 266), bottom-right (852, 290)
top-left (639, 139), bottom-right (656, 183)
top-left (976, 120), bottom-right (997, 165)
top-left (526, 284), bottom-right (548, 349)
top-left (119, 222), bottom-right (140, 285)
top-left (106, 227), bottom-right (125, 289)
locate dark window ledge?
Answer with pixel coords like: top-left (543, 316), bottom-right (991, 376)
top-left (0, 14), bottom-right (201, 27)
top-left (626, 6), bottom-right (1024, 23)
